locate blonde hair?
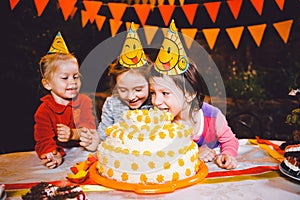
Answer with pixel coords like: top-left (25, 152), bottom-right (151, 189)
top-left (39, 53), bottom-right (78, 80)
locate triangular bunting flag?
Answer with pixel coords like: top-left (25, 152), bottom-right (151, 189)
top-left (133, 4), bottom-right (151, 26)
top-left (125, 21), bottom-right (140, 31)
top-left (107, 3), bottom-right (127, 22)
top-left (275, 0), bottom-right (285, 11)
top-left (83, 0), bottom-right (102, 23)
top-left (142, 0), bottom-right (148, 4)
top-left (181, 28), bottom-right (198, 49)
top-left (227, 0), bottom-right (242, 20)
top-left (9, 0), bottom-right (20, 10)
top-left (58, 0), bottom-right (77, 21)
top-left (81, 10), bottom-right (89, 28)
top-left (179, 0), bottom-right (185, 6)
top-left (168, 0), bottom-right (175, 6)
top-left (158, 5), bottom-right (175, 26)
top-left (144, 25), bottom-right (159, 45)
top-left (95, 15), bottom-right (106, 31)
top-left (109, 19), bottom-right (123, 37)
top-left (273, 19), bottom-right (293, 43)
top-left (202, 28), bottom-right (220, 50)
top-left (247, 24), bottom-right (267, 47)
top-left (149, 0), bottom-right (156, 10)
top-left (157, 0), bottom-right (164, 6)
top-left (34, 0), bottom-right (49, 16)
top-left (203, 2), bottom-right (221, 23)
top-left (181, 4), bottom-right (198, 25)
top-left (250, 0), bottom-right (264, 15)
top-left (226, 26), bottom-right (244, 49)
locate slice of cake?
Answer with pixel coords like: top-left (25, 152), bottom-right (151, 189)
top-left (97, 108), bottom-right (201, 184)
top-left (279, 143), bottom-right (300, 181)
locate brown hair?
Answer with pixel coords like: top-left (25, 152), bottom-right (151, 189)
top-left (149, 60), bottom-right (205, 121)
top-left (39, 53), bottom-right (78, 80)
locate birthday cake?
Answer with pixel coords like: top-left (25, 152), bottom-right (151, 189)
top-left (97, 108), bottom-right (201, 184)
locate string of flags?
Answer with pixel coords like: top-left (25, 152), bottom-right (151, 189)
top-left (9, 0), bottom-right (295, 50)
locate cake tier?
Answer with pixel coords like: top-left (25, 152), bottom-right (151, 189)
top-left (97, 140), bottom-right (200, 184)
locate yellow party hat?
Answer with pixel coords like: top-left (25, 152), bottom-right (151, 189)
top-left (119, 22), bottom-right (147, 68)
top-left (155, 19), bottom-right (189, 75)
top-left (48, 31), bottom-right (69, 54)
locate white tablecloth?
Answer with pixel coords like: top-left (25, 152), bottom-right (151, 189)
top-left (1, 140), bottom-right (299, 199)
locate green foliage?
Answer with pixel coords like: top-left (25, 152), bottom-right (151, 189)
top-left (285, 108), bottom-right (300, 127)
top-left (225, 63), bottom-right (266, 100)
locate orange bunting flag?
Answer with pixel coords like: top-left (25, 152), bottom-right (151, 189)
top-left (149, 0), bottom-right (156, 10)
top-left (275, 0), bottom-right (285, 11)
top-left (133, 4), bottom-right (151, 26)
top-left (158, 5), bottom-right (175, 26)
top-left (58, 0), bottom-right (77, 21)
top-left (34, 0), bottom-right (49, 16)
top-left (181, 28), bottom-right (198, 49)
top-left (203, 2), bottom-right (221, 23)
top-left (202, 28), bottom-right (220, 50)
top-left (81, 10), bottom-right (89, 28)
top-left (157, 0), bottom-right (164, 6)
top-left (82, 0), bottom-right (102, 23)
top-left (226, 26), bottom-right (244, 49)
top-left (179, 0), bottom-right (185, 6)
top-left (161, 27), bottom-right (169, 37)
top-left (107, 3), bottom-right (127, 22)
top-left (247, 24), bottom-right (267, 47)
top-left (181, 4), bottom-right (198, 25)
top-left (273, 19), bottom-right (293, 44)
top-left (109, 19), bottom-right (123, 37)
top-left (9, 0), bottom-right (20, 10)
top-left (95, 15), bottom-right (106, 31)
top-left (168, 0), bottom-right (175, 6)
top-left (250, 0), bottom-right (264, 15)
top-left (144, 25), bottom-right (159, 45)
top-left (227, 0), bottom-right (243, 20)
top-left (125, 21), bottom-right (140, 31)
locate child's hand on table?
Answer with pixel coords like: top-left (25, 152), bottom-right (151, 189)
top-left (215, 154), bottom-right (237, 169)
top-left (57, 124), bottom-right (72, 142)
top-left (79, 128), bottom-right (100, 152)
top-left (40, 149), bottom-right (63, 169)
top-left (199, 146), bottom-right (217, 162)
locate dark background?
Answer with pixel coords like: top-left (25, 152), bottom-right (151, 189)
top-left (0, 0), bottom-right (299, 153)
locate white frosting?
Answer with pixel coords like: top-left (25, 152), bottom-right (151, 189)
top-left (97, 108), bottom-right (200, 184)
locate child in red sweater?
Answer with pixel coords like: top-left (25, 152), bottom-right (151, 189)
top-left (34, 32), bottom-right (99, 169)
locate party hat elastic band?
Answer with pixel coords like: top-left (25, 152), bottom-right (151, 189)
top-left (48, 31), bottom-right (69, 54)
top-left (119, 22), bottom-right (147, 68)
top-left (155, 19), bottom-right (189, 75)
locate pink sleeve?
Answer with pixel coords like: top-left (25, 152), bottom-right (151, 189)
top-left (216, 112), bottom-right (239, 157)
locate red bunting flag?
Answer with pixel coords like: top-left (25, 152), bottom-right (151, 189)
top-left (181, 4), bottom-right (198, 25)
top-left (274, 0), bottom-right (285, 11)
top-left (107, 3), bottom-right (127, 22)
top-left (203, 2), bottom-right (221, 23)
top-left (158, 5), bottom-right (175, 26)
top-left (58, 0), bottom-right (77, 21)
top-left (250, 0), bottom-right (264, 15)
top-left (95, 15), bottom-right (106, 31)
top-left (82, 0), bottom-right (103, 23)
top-left (33, 0), bottom-right (49, 16)
top-left (109, 19), bottom-right (123, 37)
top-left (81, 10), bottom-right (89, 28)
top-left (133, 4), bottom-right (151, 26)
top-left (227, 0), bottom-right (243, 20)
top-left (9, 0), bottom-right (20, 10)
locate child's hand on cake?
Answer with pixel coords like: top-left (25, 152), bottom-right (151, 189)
top-left (57, 124), bottom-right (72, 142)
top-left (79, 128), bottom-right (100, 152)
top-left (215, 154), bottom-right (237, 169)
top-left (40, 150), bottom-right (63, 169)
top-left (198, 146), bottom-right (216, 162)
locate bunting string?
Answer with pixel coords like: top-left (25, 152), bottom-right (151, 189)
top-left (9, 0), bottom-right (296, 49)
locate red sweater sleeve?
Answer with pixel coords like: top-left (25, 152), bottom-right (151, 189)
top-left (34, 104), bottom-right (65, 157)
top-left (74, 94), bottom-right (96, 129)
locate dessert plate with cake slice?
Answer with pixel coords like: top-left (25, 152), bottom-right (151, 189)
top-left (279, 143), bottom-right (300, 181)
